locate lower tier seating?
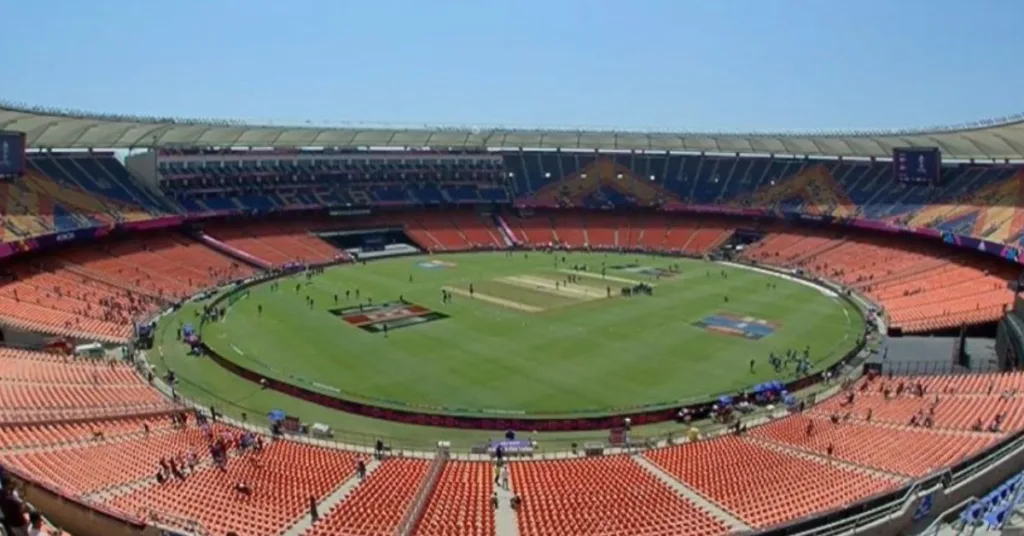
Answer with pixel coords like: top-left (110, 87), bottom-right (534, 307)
top-left (748, 413), bottom-right (999, 477)
top-left (106, 440), bottom-right (357, 536)
top-left (644, 436), bottom-right (902, 528)
top-left (204, 220), bottom-right (344, 267)
top-left (741, 229), bottom-right (1015, 332)
top-left (305, 457), bottom-right (430, 536)
top-left (509, 456), bottom-right (729, 536)
top-left (414, 461), bottom-right (495, 536)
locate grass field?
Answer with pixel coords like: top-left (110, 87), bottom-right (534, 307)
top-left (150, 252), bottom-right (862, 449)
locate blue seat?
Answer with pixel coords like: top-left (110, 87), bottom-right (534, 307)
top-left (984, 507), bottom-right (1006, 529)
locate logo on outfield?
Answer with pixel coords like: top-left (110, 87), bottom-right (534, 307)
top-left (329, 301), bottom-right (449, 333)
top-left (618, 265), bottom-right (678, 278)
top-left (416, 260), bottom-right (457, 270)
top-left (692, 313), bottom-right (778, 340)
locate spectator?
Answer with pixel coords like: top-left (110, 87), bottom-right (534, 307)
top-left (499, 465), bottom-right (509, 490)
top-left (309, 496), bottom-right (318, 522)
top-left (26, 511), bottom-right (45, 536)
top-left (234, 482), bottom-right (252, 497)
top-left (1, 484), bottom-right (28, 536)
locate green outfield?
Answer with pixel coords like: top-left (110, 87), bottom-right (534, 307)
top-left (152, 252), bottom-right (862, 443)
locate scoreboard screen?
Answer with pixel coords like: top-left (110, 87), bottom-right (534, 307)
top-left (0, 131), bottom-right (27, 178)
top-left (893, 147), bottom-right (941, 185)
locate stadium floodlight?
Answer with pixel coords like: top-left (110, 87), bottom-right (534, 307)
top-left (649, 175), bottom-right (656, 181)
top-left (616, 173), bottom-right (623, 180)
top-left (544, 172), bottom-right (551, 178)
top-left (507, 172), bottom-right (515, 178)
top-left (581, 173), bottom-right (587, 179)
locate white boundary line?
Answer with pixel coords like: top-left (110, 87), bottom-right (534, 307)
top-left (718, 261), bottom-right (838, 298)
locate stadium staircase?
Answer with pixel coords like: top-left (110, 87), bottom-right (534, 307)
top-left (492, 214), bottom-right (519, 247)
top-left (281, 459), bottom-right (383, 536)
top-left (396, 450), bottom-right (448, 535)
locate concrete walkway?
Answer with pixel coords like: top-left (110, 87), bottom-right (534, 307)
top-left (747, 436), bottom-right (908, 482)
top-left (281, 459), bottom-right (382, 536)
top-left (5, 426), bottom-right (178, 455)
top-left (632, 455), bottom-right (751, 532)
top-left (494, 465), bottom-right (520, 536)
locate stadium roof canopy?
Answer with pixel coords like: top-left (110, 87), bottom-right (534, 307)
top-left (2, 102), bottom-right (1024, 160)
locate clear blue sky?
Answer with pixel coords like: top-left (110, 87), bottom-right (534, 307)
top-left (2, 0), bottom-right (1021, 132)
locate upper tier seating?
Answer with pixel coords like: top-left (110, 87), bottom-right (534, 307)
top-left (505, 152), bottom-right (1024, 248)
top-left (30, 154), bottom-right (170, 215)
top-left (159, 152), bottom-right (508, 211)
top-left (5, 148), bottom-right (1024, 253)
top-left (1, 153), bottom-right (175, 245)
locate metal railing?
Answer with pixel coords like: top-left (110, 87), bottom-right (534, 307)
top-left (878, 359), bottom-right (1002, 377)
top-left (396, 449), bottom-right (449, 536)
top-left (0, 401), bottom-right (178, 425)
